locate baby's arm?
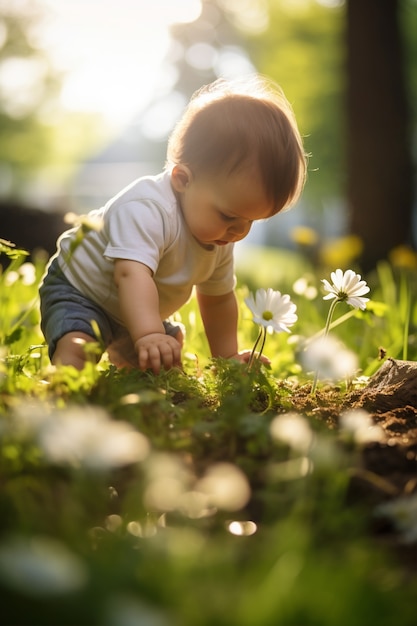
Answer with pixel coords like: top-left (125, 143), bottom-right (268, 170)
top-left (197, 291), bottom-right (270, 365)
top-left (114, 259), bottom-right (181, 373)
top-left (197, 291), bottom-right (240, 358)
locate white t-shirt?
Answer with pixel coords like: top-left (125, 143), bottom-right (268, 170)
top-left (56, 170), bottom-right (236, 324)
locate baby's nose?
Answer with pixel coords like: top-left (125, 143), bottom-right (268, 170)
top-left (229, 220), bottom-right (249, 237)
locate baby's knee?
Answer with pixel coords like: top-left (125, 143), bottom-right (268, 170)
top-left (52, 331), bottom-right (99, 369)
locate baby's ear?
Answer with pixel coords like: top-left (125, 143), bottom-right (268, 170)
top-left (171, 165), bottom-right (192, 192)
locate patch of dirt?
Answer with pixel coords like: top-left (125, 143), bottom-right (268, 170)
top-left (288, 359), bottom-right (417, 571)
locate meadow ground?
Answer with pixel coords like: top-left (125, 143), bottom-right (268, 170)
top-left (1, 241), bottom-right (416, 625)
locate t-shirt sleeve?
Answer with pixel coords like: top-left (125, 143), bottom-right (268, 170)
top-left (103, 200), bottom-right (169, 274)
top-left (196, 247), bottom-right (236, 296)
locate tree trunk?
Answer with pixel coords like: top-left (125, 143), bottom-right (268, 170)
top-left (346, 0), bottom-right (415, 271)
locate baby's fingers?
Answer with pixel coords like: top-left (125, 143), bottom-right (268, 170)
top-left (137, 345), bottom-right (159, 373)
top-left (231, 350), bottom-right (271, 366)
top-left (160, 340), bottom-right (182, 371)
top-left (137, 340), bottom-right (182, 374)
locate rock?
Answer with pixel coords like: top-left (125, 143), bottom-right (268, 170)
top-left (353, 359), bottom-right (417, 412)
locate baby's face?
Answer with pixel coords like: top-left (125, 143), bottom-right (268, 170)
top-left (176, 169), bottom-right (274, 248)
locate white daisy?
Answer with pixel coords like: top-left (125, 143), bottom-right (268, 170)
top-left (322, 268), bottom-right (370, 310)
top-left (245, 288), bottom-right (297, 334)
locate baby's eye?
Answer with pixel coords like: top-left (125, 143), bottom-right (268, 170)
top-left (218, 211), bottom-right (235, 222)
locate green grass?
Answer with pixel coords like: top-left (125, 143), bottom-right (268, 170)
top-left (1, 243), bottom-right (417, 626)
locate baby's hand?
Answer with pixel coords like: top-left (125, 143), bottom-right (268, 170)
top-left (230, 350), bottom-right (271, 366)
top-left (134, 333), bottom-right (182, 374)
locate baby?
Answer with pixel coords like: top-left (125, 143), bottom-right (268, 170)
top-left (39, 74), bottom-right (306, 373)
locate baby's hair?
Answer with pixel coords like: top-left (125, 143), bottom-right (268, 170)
top-left (166, 74), bottom-right (307, 214)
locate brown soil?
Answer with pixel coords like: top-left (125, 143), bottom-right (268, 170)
top-left (289, 358), bottom-right (417, 572)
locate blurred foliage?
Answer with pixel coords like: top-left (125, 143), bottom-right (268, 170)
top-left (246, 0), bottom-right (346, 205)
top-left (221, 0), bottom-right (417, 212)
top-left (1, 241), bottom-right (417, 625)
top-left (0, 0), bottom-right (110, 197)
top-left (2, 0), bottom-right (346, 202)
top-left (2, 0), bottom-right (417, 213)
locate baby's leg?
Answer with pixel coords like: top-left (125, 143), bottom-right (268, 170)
top-left (52, 331), bottom-right (99, 370)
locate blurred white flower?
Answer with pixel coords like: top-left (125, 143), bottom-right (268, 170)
top-left (375, 494), bottom-right (417, 544)
top-left (4, 262), bottom-right (36, 286)
top-left (64, 211), bottom-right (103, 232)
top-left (245, 288), bottom-right (297, 334)
top-left (196, 462), bottom-right (251, 511)
top-left (10, 401), bottom-right (51, 439)
top-left (227, 520), bottom-right (257, 536)
top-left (322, 268), bottom-right (370, 310)
top-left (5, 270), bottom-right (19, 286)
top-left (177, 490), bottom-right (214, 519)
top-left (0, 536), bottom-right (88, 595)
top-left (302, 334), bottom-right (358, 382)
top-left (339, 409), bottom-right (385, 444)
top-left (143, 453), bottom-right (194, 513)
top-left (293, 276), bottom-right (318, 300)
top-left (19, 262), bottom-right (36, 285)
top-left (103, 594), bottom-right (172, 626)
top-left (270, 412), bottom-right (313, 453)
top-left (38, 406), bottom-right (150, 470)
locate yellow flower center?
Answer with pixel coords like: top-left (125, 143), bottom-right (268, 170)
top-left (262, 310), bottom-right (273, 321)
top-left (337, 291), bottom-right (348, 301)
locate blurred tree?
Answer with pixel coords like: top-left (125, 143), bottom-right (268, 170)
top-left (346, 0), bottom-right (415, 270)
top-left (237, 0), bottom-right (346, 206)
top-left (237, 0), bottom-right (416, 268)
top-left (165, 1), bottom-right (256, 112)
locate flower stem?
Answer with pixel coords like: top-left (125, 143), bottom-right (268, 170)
top-left (258, 326), bottom-right (267, 363)
top-left (311, 299), bottom-right (339, 395)
top-left (248, 326), bottom-right (263, 370)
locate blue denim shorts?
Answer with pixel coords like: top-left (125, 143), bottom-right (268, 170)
top-left (39, 258), bottom-right (181, 362)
